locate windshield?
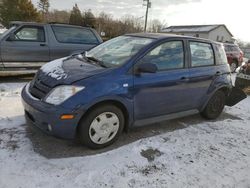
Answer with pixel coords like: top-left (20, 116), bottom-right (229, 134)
top-left (86, 36), bottom-right (155, 68)
top-left (0, 26), bottom-right (16, 39)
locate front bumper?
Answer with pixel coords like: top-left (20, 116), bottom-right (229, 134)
top-left (21, 83), bottom-right (84, 139)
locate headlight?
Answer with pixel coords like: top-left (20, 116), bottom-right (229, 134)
top-left (45, 85), bottom-right (85, 105)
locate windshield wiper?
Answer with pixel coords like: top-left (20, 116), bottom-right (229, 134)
top-left (65, 52), bottom-right (87, 62)
top-left (85, 56), bottom-right (108, 68)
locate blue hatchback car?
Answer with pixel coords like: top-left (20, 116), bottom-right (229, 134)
top-left (21, 33), bottom-right (246, 149)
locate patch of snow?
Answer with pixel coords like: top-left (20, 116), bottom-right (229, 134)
top-left (40, 57), bottom-right (68, 80)
top-left (1, 83), bottom-right (250, 187)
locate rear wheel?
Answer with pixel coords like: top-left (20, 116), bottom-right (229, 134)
top-left (201, 90), bottom-right (225, 120)
top-left (78, 105), bottom-right (124, 149)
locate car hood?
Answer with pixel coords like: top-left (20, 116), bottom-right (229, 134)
top-left (36, 56), bottom-right (107, 87)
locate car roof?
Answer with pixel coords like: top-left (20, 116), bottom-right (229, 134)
top-left (9, 21), bottom-right (91, 29)
top-left (125, 32), bottom-right (220, 44)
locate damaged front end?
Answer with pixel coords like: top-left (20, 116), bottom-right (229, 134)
top-left (226, 87), bottom-right (247, 107)
top-left (235, 60), bottom-right (250, 89)
top-left (225, 60), bottom-right (250, 106)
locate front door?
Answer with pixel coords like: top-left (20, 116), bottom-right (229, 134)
top-left (133, 40), bottom-right (191, 122)
top-left (1, 25), bottom-right (50, 63)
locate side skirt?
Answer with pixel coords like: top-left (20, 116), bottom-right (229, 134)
top-left (133, 109), bottom-right (199, 127)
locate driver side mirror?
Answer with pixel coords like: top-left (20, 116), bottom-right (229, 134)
top-left (8, 33), bottom-right (16, 41)
top-left (136, 63), bottom-right (158, 74)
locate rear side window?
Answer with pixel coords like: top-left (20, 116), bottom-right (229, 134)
top-left (189, 42), bottom-right (214, 67)
top-left (214, 44), bottom-right (228, 65)
top-left (51, 26), bottom-right (98, 44)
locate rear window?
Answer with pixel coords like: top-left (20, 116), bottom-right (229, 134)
top-left (51, 26), bottom-right (99, 44)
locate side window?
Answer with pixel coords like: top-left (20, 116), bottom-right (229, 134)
top-left (190, 41), bottom-right (214, 67)
top-left (139, 41), bottom-right (184, 71)
top-left (13, 26), bottom-right (45, 42)
top-left (51, 26), bottom-right (98, 44)
top-left (214, 44), bottom-right (228, 65)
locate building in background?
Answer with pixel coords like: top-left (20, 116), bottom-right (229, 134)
top-left (161, 24), bottom-right (234, 43)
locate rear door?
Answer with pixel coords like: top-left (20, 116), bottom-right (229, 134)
top-left (187, 41), bottom-right (219, 109)
top-left (133, 40), bottom-right (191, 122)
top-left (1, 25), bottom-right (50, 63)
top-left (49, 25), bottom-right (101, 60)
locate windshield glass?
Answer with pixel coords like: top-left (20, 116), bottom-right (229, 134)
top-left (86, 36), bottom-right (155, 68)
top-left (0, 26), bottom-right (16, 39)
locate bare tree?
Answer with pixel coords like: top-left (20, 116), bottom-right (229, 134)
top-left (148, 19), bottom-right (164, 33)
top-left (38, 0), bottom-right (50, 22)
top-left (69, 4), bottom-right (84, 26)
top-left (83, 9), bottom-right (95, 27)
top-left (47, 10), bottom-right (70, 24)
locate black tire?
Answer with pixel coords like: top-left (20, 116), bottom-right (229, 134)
top-left (230, 61), bottom-right (238, 73)
top-left (78, 105), bottom-right (124, 149)
top-left (201, 90), bottom-right (225, 120)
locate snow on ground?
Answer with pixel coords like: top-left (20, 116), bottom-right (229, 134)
top-left (0, 82), bottom-right (250, 188)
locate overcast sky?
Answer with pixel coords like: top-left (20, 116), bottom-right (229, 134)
top-left (32, 0), bottom-right (250, 42)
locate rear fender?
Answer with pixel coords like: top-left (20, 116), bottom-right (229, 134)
top-left (200, 71), bottom-right (231, 108)
top-left (200, 85), bottom-right (230, 111)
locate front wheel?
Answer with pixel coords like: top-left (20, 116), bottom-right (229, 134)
top-left (201, 90), bottom-right (225, 120)
top-left (78, 105), bottom-right (124, 149)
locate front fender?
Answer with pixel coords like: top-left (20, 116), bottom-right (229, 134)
top-left (77, 95), bottom-right (134, 129)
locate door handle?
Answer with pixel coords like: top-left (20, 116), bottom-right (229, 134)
top-left (215, 71), bottom-right (221, 76)
top-left (40, 43), bottom-right (47, 46)
top-left (180, 77), bottom-right (190, 82)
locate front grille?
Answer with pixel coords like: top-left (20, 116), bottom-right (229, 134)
top-left (29, 78), bottom-right (52, 99)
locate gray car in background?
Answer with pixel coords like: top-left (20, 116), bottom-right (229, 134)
top-left (0, 21), bottom-right (102, 76)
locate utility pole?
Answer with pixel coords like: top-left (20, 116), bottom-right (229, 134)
top-left (143, 0), bottom-right (151, 32)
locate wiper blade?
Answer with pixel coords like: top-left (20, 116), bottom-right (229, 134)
top-left (85, 56), bottom-right (107, 68)
top-left (66, 53), bottom-right (87, 62)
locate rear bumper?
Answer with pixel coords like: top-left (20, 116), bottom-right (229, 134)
top-left (21, 83), bottom-right (84, 139)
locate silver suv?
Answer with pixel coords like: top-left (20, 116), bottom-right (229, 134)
top-left (0, 21), bottom-right (102, 76)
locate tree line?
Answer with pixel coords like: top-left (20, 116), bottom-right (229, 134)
top-left (0, 0), bottom-right (165, 39)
